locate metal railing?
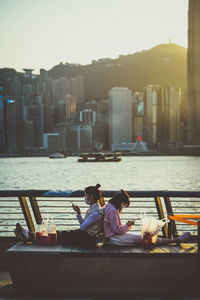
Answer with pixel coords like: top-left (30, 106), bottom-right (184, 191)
top-left (0, 190), bottom-right (200, 248)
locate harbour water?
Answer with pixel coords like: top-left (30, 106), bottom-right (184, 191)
top-left (0, 156), bottom-right (199, 191)
top-left (0, 156), bottom-right (199, 235)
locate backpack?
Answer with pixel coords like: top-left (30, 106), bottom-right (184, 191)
top-left (96, 208), bottom-right (108, 246)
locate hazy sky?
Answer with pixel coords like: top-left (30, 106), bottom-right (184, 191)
top-left (0, 0), bottom-right (188, 73)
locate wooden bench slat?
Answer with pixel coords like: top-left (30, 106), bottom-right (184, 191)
top-left (60, 245), bottom-right (73, 255)
top-left (128, 246), bottom-right (145, 253)
top-left (103, 246), bottom-right (120, 254)
top-left (83, 246), bottom-right (96, 254)
top-left (71, 247), bottom-right (84, 254)
top-left (117, 246), bottom-right (132, 254)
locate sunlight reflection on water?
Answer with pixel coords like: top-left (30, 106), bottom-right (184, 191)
top-left (0, 156), bottom-right (199, 191)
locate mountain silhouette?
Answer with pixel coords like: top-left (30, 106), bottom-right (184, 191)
top-left (0, 43), bottom-right (186, 100)
top-left (48, 43), bottom-right (187, 100)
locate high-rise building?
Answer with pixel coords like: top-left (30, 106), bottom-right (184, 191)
top-left (26, 103), bottom-right (44, 147)
top-left (4, 98), bottom-right (17, 152)
top-left (109, 87), bottom-right (132, 150)
top-left (132, 91), bottom-right (144, 141)
top-left (0, 87), bottom-right (4, 152)
top-left (69, 124), bottom-right (92, 152)
top-left (55, 100), bottom-right (66, 124)
top-left (52, 77), bottom-right (70, 104)
top-left (43, 133), bottom-right (59, 153)
top-left (80, 109), bottom-right (96, 125)
top-left (65, 95), bottom-right (76, 122)
top-left (17, 120), bottom-right (34, 152)
top-left (56, 123), bottom-right (92, 153)
top-left (144, 85), bottom-right (154, 146)
top-left (70, 75), bottom-right (84, 113)
top-left (144, 85), bottom-right (182, 148)
top-left (166, 86), bottom-right (181, 144)
top-left (187, 0), bottom-right (200, 144)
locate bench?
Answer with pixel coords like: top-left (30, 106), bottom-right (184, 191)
top-left (5, 242), bottom-right (200, 298)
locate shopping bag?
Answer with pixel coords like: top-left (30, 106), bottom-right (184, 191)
top-left (35, 218), bottom-right (57, 246)
top-left (140, 212), bottom-right (169, 249)
top-left (47, 218), bottom-right (57, 246)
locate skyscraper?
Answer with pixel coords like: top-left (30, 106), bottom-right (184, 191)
top-left (5, 98), bottom-right (17, 152)
top-left (70, 75), bottom-right (84, 113)
top-left (109, 87), bottom-right (132, 149)
top-left (187, 0), bottom-right (200, 144)
top-left (0, 87), bottom-right (4, 152)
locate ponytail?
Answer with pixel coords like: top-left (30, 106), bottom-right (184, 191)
top-left (84, 183), bottom-right (105, 206)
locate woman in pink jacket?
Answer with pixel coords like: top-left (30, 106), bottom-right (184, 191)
top-left (104, 190), bottom-right (191, 246)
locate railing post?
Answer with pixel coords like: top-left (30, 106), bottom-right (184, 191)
top-left (198, 220), bottom-right (200, 255)
top-left (29, 197), bottom-right (42, 224)
top-left (164, 196), bottom-right (178, 238)
top-left (18, 197), bottom-right (35, 232)
top-left (154, 197), bottom-right (168, 238)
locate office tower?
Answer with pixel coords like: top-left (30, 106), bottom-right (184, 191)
top-left (43, 103), bottom-right (56, 133)
top-left (144, 85), bottom-right (166, 147)
top-left (22, 69), bottom-right (38, 106)
top-left (55, 123), bottom-right (70, 153)
top-left (43, 133), bottom-right (59, 153)
top-left (133, 118), bottom-right (143, 141)
top-left (187, 0), bottom-right (200, 144)
top-left (132, 92), bottom-right (144, 141)
top-left (80, 109), bottom-right (96, 125)
top-left (65, 95), bottom-right (76, 122)
top-left (90, 99), bottom-right (109, 151)
top-left (9, 76), bottom-right (21, 96)
top-left (109, 87), bottom-right (132, 150)
top-left (165, 86), bottom-right (181, 144)
top-left (69, 124), bottom-right (92, 152)
top-left (144, 85), bottom-right (155, 146)
top-left (70, 75), bottom-right (84, 113)
top-left (52, 77), bottom-right (70, 104)
top-left (0, 87), bottom-right (4, 152)
top-left (17, 120), bottom-right (34, 152)
top-left (4, 98), bottom-right (17, 152)
top-left (55, 100), bottom-right (66, 124)
top-left (26, 103), bottom-right (44, 147)
top-left (24, 121), bottom-right (34, 149)
top-left (56, 123), bottom-right (92, 153)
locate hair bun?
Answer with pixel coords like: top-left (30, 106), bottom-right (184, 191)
top-left (95, 183), bottom-right (101, 189)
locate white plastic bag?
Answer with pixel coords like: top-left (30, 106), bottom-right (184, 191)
top-left (141, 212), bottom-right (169, 244)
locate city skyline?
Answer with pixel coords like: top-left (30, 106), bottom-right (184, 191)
top-left (0, 0), bottom-right (188, 73)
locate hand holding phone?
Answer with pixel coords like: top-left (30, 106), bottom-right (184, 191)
top-left (127, 220), bottom-right (135, 227)
top-left (71, 202), bottom-right (81, 215)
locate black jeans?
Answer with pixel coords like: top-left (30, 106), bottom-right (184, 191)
top-left (57, 229), bottom-right (96, 246)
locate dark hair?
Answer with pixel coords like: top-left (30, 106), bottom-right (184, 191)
top-left (84, 183), bottom-right (104, 206)
top-left (109, 189), bottom-right (130, 212)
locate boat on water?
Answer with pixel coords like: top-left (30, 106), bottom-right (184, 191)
top-left (49, 153), bottom-right (66, 159)
top-left (78, 152), bottom-right (121, 162)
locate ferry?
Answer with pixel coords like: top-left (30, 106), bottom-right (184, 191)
top-left (49, 153), bottom-right (66, 159)
top-left (78, 152), bottom-right (121, 162)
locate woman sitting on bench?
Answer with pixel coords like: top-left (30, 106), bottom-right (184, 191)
top-left (14, 184), bottom-right (104, 246)
top-left (104, 190), bottom-right (191, 246)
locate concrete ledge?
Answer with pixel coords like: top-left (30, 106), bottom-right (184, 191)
top-left (5, 243), bottom-right (200, 298)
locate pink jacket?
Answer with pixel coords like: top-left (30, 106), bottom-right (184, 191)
top-left (104, 203), bottom-right (129, 238)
